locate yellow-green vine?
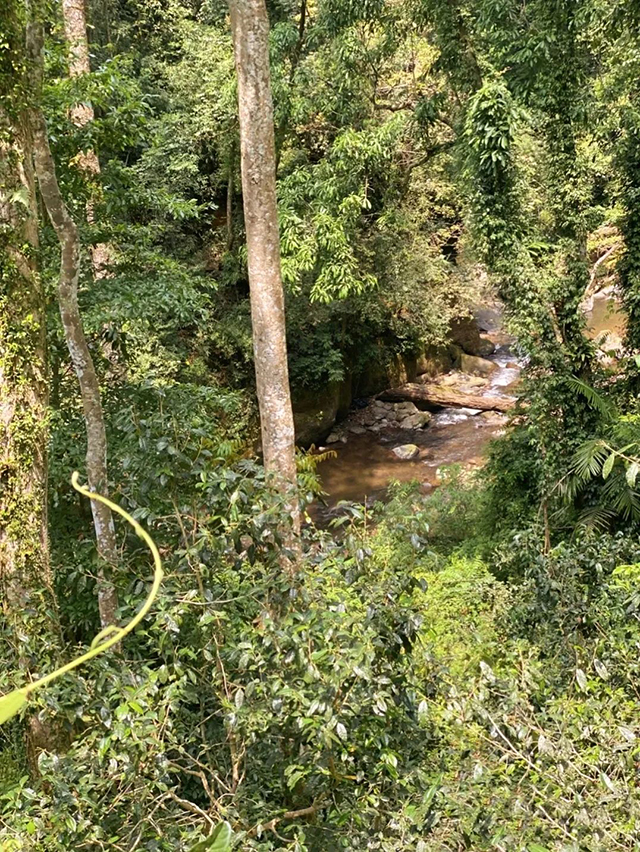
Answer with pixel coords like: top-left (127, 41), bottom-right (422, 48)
top-left (0, 471), bottom-right (164, 724)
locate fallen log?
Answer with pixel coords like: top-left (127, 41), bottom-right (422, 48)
top-left (378, 383), bottom-right (515, 413)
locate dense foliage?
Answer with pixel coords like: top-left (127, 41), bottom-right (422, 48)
top-left (4, 0), bottom-right (640, 850)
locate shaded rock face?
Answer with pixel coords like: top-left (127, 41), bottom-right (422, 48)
top-left (477, 335), bottom-right (496, 357)
top-left (415, 345), bottom-right (453, 378)
top-left (293, 382), bottom-right (342, 446)
top-left (449, 316), bottom-right (482, 356)
top-left (353, 352), bottom-right (416, 397)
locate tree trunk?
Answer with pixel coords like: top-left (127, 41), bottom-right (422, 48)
top-left (378, 383), bottom-right (515, 412)
top-left (0, 0), bottom-right (61, 769)
top-left (0, 107), bottom-right (55, 635)
top-left (26, 17), bottom-right (119, 628)
top-left (61, 0), bottom-right (111, 278)
top-left (229, 0), bottom-right (300, 536)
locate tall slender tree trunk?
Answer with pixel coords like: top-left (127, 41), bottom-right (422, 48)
top-left (229, 0), bottom-right (300, 538)
top-left (26, 15), bottom-right (119, 628)
top-left (61, 0), bottom-right (111, 278)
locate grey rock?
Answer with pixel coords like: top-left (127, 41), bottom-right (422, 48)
top-left (392, 444), bottom-right (420, 460)
top-left (460, 353), bottom-right (498, 377)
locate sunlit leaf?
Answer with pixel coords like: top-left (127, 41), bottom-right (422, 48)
top-left (188, 821), bottom-right (233, 851)
top-left (626, 461), bottom-right (639, 488)
top-left (0, 689), bottom-right (28, 725)
top-left (602, 452), bottom-right (616, 480)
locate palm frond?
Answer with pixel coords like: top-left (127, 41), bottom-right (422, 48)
top-left (576, 505), bottom-right (617, 532)
top-left (571, 438), bottom-right (609, 481)
top-left (566, 376), bottom-right (615, 420)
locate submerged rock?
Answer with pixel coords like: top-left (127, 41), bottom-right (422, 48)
top-left (392, 444), bottom-right (420, 460)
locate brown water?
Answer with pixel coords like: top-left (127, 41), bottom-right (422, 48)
top-left (314, 415), bottom-right (502, 506)
top-left (311, 305), bottom-right (518, 521)
top-left (311, 293), bottom-right (628, 522)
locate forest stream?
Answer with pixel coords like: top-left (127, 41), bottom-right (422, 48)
top-left (312, 291), bottom-right (624, 523)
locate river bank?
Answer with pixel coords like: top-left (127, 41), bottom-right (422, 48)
top-left (310, 290), bottom-right (626, 522)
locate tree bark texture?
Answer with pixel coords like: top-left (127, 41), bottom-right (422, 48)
top-left (229, 0), bottom-right (300, 531)
top-left (27, 18), bottom-right (119, 628)
top-left (0, 107), bottom-right (55, 631)
top-left (0, 0), bottom-right (62, 768)
top-left (61, 0), bottom-right (111, 278)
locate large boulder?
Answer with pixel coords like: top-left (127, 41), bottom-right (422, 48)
top-left (460, 353), bottom-right (498, 377)
top-left (416, 345), bottom-right (454, 378)
top-left (477, 335), bottom-right (496, 357)
top-left (293, 382), bottom-right (342, 446)
top-left (449, 316), bottom-right (482, 356)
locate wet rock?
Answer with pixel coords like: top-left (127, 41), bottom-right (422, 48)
top-left (479, 411), bottom-right (508, 426)
top-left (460, 353), bottom-right (498, 377)
top-left (392, 444), bottom-right (420, 460)
top-left (348, 424), bottom-right (367, 434)
top-left (400, 412), bottom-right (432, 429)
top-left (326, 430), bottom-right (347, 444)
top-left (478, 335), bottom-right (496, 357)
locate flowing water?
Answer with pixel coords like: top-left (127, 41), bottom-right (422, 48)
top-left (311, 293), bottom-right (628, 522)
top-left (311, 304), bottom-right (520, 521)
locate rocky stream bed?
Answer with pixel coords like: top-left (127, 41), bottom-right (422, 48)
top-left (310, 291), bottom-right (625, 524)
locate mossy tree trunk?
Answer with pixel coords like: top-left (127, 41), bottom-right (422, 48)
top-left (0, 0), bottom-right (59, 767)
top-left (0, 112), bottom-right (53, 639)
top-left (26, 14), bottom-right (119, 628)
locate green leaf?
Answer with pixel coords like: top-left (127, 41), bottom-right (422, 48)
top-left (9, 187), bottom-right (30, 208)
top-left (188, 822), bottom-right (232, 852)
top-left (626, 461), bottom-right (640, 488)
top-left (602, 452), bottom-right (616, 480)
top-left (528, 845), bottom-right (550, 852)
top-left (0, 689), bottom-right (28, 725)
